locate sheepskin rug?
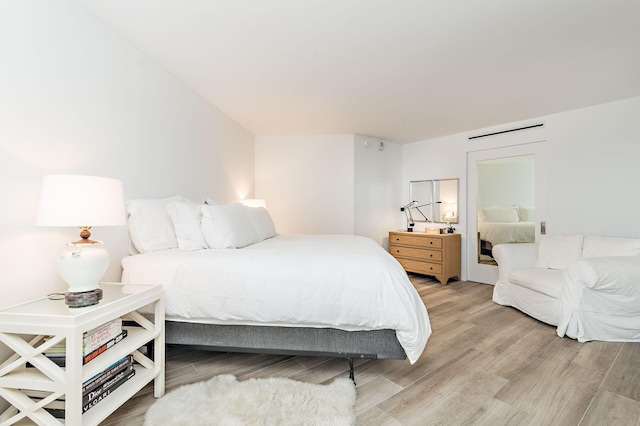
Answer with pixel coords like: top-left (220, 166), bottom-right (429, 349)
top-left (143, 374), bottom-right (356, 426)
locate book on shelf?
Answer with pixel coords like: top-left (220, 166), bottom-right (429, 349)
top-left (45, 408), bottom-right (65, 419)
top-left (42, 317), bottom-right (123, 357)
top-left (84, 317), bottom-right (122, 339)
top-left (83, 369), bottom-right (135, 413)
top-left (83, 318), bottom-right (123, 353)
top-left (83, 364), bottom-right (135, 405)
top-left (43, 330), bottom-right (128, 367)
top-left (83, 355), bottom-right (133, 394)
top-left (25, 399), bottom-right (69, 420)
top-left (83, 330), bottom-right (128, 364)
top-left (23, 355), bottom-right (135, 400)
top-left (30, 368), bottom-right (136, 418)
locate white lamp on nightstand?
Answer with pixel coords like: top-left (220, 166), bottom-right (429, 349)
top-left (239, 198), bottom-right (267, 208)
top-left (36, 175), bottom-right (126, 307)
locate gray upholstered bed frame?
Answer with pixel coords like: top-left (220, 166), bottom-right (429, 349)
top-left (161, 321), bottom-right (407, 380)
top-left (165, 321), bottom-right (406, 359)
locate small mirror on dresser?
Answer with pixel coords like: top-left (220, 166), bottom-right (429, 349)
top-left (409, 178), bottom-right (459, 223)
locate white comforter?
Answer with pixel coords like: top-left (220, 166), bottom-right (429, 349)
top-left (479, 221), bottom-right (535, 245)
top-left (121, 234), bottom-right (431, 363)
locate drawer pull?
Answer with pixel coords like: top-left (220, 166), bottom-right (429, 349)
top-left (429, 241), bottom-right (433, 245)
top-left (429, 254), bottom-right (433, 258)
top-left (396, 250), bottom-right (400, 253)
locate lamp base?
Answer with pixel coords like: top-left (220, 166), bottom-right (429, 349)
top-left (65, 288), bottom-right (103, 308)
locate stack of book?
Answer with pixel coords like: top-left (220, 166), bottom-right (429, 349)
top-left (44, 318), bottom-right (128, 366)
top-left (30, 318), bottom-right (134, 416)
top-left (25, 355), bottom-right (136, 417)
top-left (82, 354), bottom-right (136, 412)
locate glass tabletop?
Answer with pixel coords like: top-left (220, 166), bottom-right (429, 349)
top-left (0, 283), bottom-right (158, 317)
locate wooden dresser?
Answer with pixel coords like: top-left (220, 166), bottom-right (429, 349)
top-left (388, 231), bottom-right (461, 285)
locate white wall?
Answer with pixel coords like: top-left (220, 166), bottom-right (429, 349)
top-left (354, 135), bottom-right (403, 247)
top-left (255, 134), bottom-right (354, 234)
top-left (477, 158), bottom-right (535, 208)
top-left (404, 96), bottom-right (640, 280)
top-left (0, 0), bottom-right (254, 308)
top-left (255, 134), bottom-right (403, 244)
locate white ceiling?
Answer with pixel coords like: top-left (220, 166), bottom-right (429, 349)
top-left (76, 0), bottom-right (640, 143)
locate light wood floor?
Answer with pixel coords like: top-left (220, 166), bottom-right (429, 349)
top-left (103, 276), bottom-right (640, 425)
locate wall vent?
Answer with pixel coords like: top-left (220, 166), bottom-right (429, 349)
top-left (469, 123), bottom-right (543, 140)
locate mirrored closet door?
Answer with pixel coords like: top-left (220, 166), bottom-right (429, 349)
top-left (467, 142), bottom-right (547, 284)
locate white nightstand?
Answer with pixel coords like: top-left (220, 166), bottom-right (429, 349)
top-left (0, 283), bottom-right (165, 426)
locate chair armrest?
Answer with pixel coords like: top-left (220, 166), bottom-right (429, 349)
top-left (563, 256), bottom-right (640, 294)
top-left (492, 243), bottom-right (539, 283)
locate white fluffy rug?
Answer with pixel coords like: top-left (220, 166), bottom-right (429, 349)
top-left (143, 374), bottom-right (356, 426)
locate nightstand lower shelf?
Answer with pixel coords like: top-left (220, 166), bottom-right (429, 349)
top-left (0, 283), bottom-right (165, 426)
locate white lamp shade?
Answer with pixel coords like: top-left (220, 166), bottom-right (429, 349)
top-left (36, 175), bottom-right (126, 227)
top-left (240, 198), bottom-right (267, 209)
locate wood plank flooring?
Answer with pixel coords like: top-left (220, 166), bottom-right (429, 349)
top-left (103, 276), bottom-right (640, 425)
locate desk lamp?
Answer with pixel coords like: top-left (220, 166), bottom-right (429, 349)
top-left (400, 201), bottom-right (417, 231)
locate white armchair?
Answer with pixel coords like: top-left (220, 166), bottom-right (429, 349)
top-left (492, 235), bottom-right (640, 342)
top-left (493, 242), bottom-right (538, 286)
top-left (559, 255), bottom-right (640, 342)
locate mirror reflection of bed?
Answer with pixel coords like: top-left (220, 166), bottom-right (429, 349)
top-left (476, 155), bottom-right (535, 265)
top-left (478, 205), bottom-right (535, 264)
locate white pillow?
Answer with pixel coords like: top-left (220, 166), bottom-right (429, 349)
top-left (166, 200), bottom-right (207, 251)
top-left (582, 235), bottom-right (640, 258)
top-left (202, 196), bottom-right (222, 205)
top-left (517, 206), bottom-right (535, 222)
top-left (478, 206), bottom-right (519, 223)
top-left (201, 203), bottom-right (259, 249)
top-left (246, 206), bottom-right (277, 241)
top-left (126, 196), bottom-right (181, 253)
top-left (535, 234), bottom-right (584, 270)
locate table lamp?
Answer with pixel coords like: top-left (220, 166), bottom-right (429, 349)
top-left (239, 199), bottom-right (267, 208)
top-left (36, 175), bottom-right (126, 307)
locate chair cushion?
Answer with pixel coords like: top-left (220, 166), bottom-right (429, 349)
top-left (535, 234), bottom-right (583, 270)
top-left (508, 268), bottom-right (564, 298)
top-left (582, 235), bottom-right (640, 258)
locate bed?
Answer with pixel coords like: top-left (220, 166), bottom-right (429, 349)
top-left (121, 197), bottom-right (431, 372)
top-left (478, 205), bottom-right (535, 261)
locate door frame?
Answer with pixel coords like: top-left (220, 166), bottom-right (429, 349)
top-left (467, 141), bottom-right (547, 284)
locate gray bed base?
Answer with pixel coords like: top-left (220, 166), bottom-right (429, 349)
top-left (160, 321), bottom-right (407, 381)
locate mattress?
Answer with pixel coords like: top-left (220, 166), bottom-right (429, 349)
top-left (121, 234), bottom-right (431, 363)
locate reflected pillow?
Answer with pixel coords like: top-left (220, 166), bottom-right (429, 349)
top-left (126, 195), bottom-right (181, 253)
top-left (201, 203), bottom-right (260, 249)
top-left (517, 206), bottom-right (535, 222)
top-left (478, 206), bottom-right (519, 223)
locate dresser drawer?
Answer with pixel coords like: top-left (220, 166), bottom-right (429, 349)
top-left (396, 258), bottom-right (443, 275)
top-left (389, 245), bottom-right (443, 262)
top-left (388, 231), bottom-right (460, 285)
top-left (389, 234), bottom-right (443, 249)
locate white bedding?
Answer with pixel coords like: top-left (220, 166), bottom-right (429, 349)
top-left (121, 234), bottom-right (431, 363)
top-left (479, 221), bottom-right (535, 246)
